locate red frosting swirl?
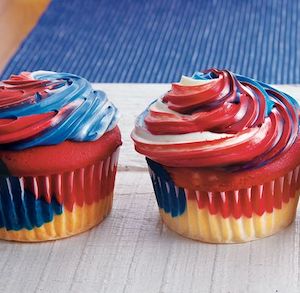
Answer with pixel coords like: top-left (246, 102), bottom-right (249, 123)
top-left (132, 69), bottom-right (300, 169)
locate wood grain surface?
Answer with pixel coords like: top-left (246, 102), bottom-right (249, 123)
top-left (0, 0), bottom-right (50, 71)
top-left (0, 84), bottom-right (300, 293)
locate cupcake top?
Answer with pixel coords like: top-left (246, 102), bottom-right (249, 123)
top-left (132, 68), bottom-right (300, 170)
top-left (0, 71), bottom-right (119, 150)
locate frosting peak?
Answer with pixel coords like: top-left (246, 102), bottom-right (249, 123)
top-left (132, 68), bottom-right (300, 170)
top-left (0, 71), bottom-right (119, 150)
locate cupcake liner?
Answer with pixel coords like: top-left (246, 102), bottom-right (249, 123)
top-left (0, 195), bottom-right (113, 242)
top-left (0, 148), bottom-right (120, 242)
top-left (147, 158), bottom-right (300, 243)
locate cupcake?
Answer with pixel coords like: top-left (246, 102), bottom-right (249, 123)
top-left (0, 71), bottom-right (121, 242)
top-left (132, 68), bottom-right (300, 243)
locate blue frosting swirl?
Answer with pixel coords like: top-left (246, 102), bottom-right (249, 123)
top-left (0, 71), bottom-right (119, 150)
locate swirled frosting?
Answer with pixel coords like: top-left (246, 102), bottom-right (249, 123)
top-left (132, 68), bottom-right (300, 170)
top-left (0, 71), bottom-right (119, 150)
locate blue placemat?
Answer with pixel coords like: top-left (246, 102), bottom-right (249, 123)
top-left (1, 0), bottom-right (299, 83)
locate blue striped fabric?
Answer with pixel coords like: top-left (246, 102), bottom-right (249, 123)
top-left (1, 0), bottom-right (300, 83)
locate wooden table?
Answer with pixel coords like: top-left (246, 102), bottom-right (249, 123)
top-left (1, 84), bottom-right (300, 293)
top-left (0, 0), bottom-right (50, 71)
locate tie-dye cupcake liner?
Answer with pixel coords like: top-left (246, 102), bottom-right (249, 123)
top-left (147, 158), bottom-right (300, 243)
top-left (0, 148), bottom-right (120, 242)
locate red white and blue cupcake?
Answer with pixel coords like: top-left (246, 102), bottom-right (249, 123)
top-left (132, 68), bottom-right (300, 243)
top-left (0, 71), bottom-right (121, 242)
